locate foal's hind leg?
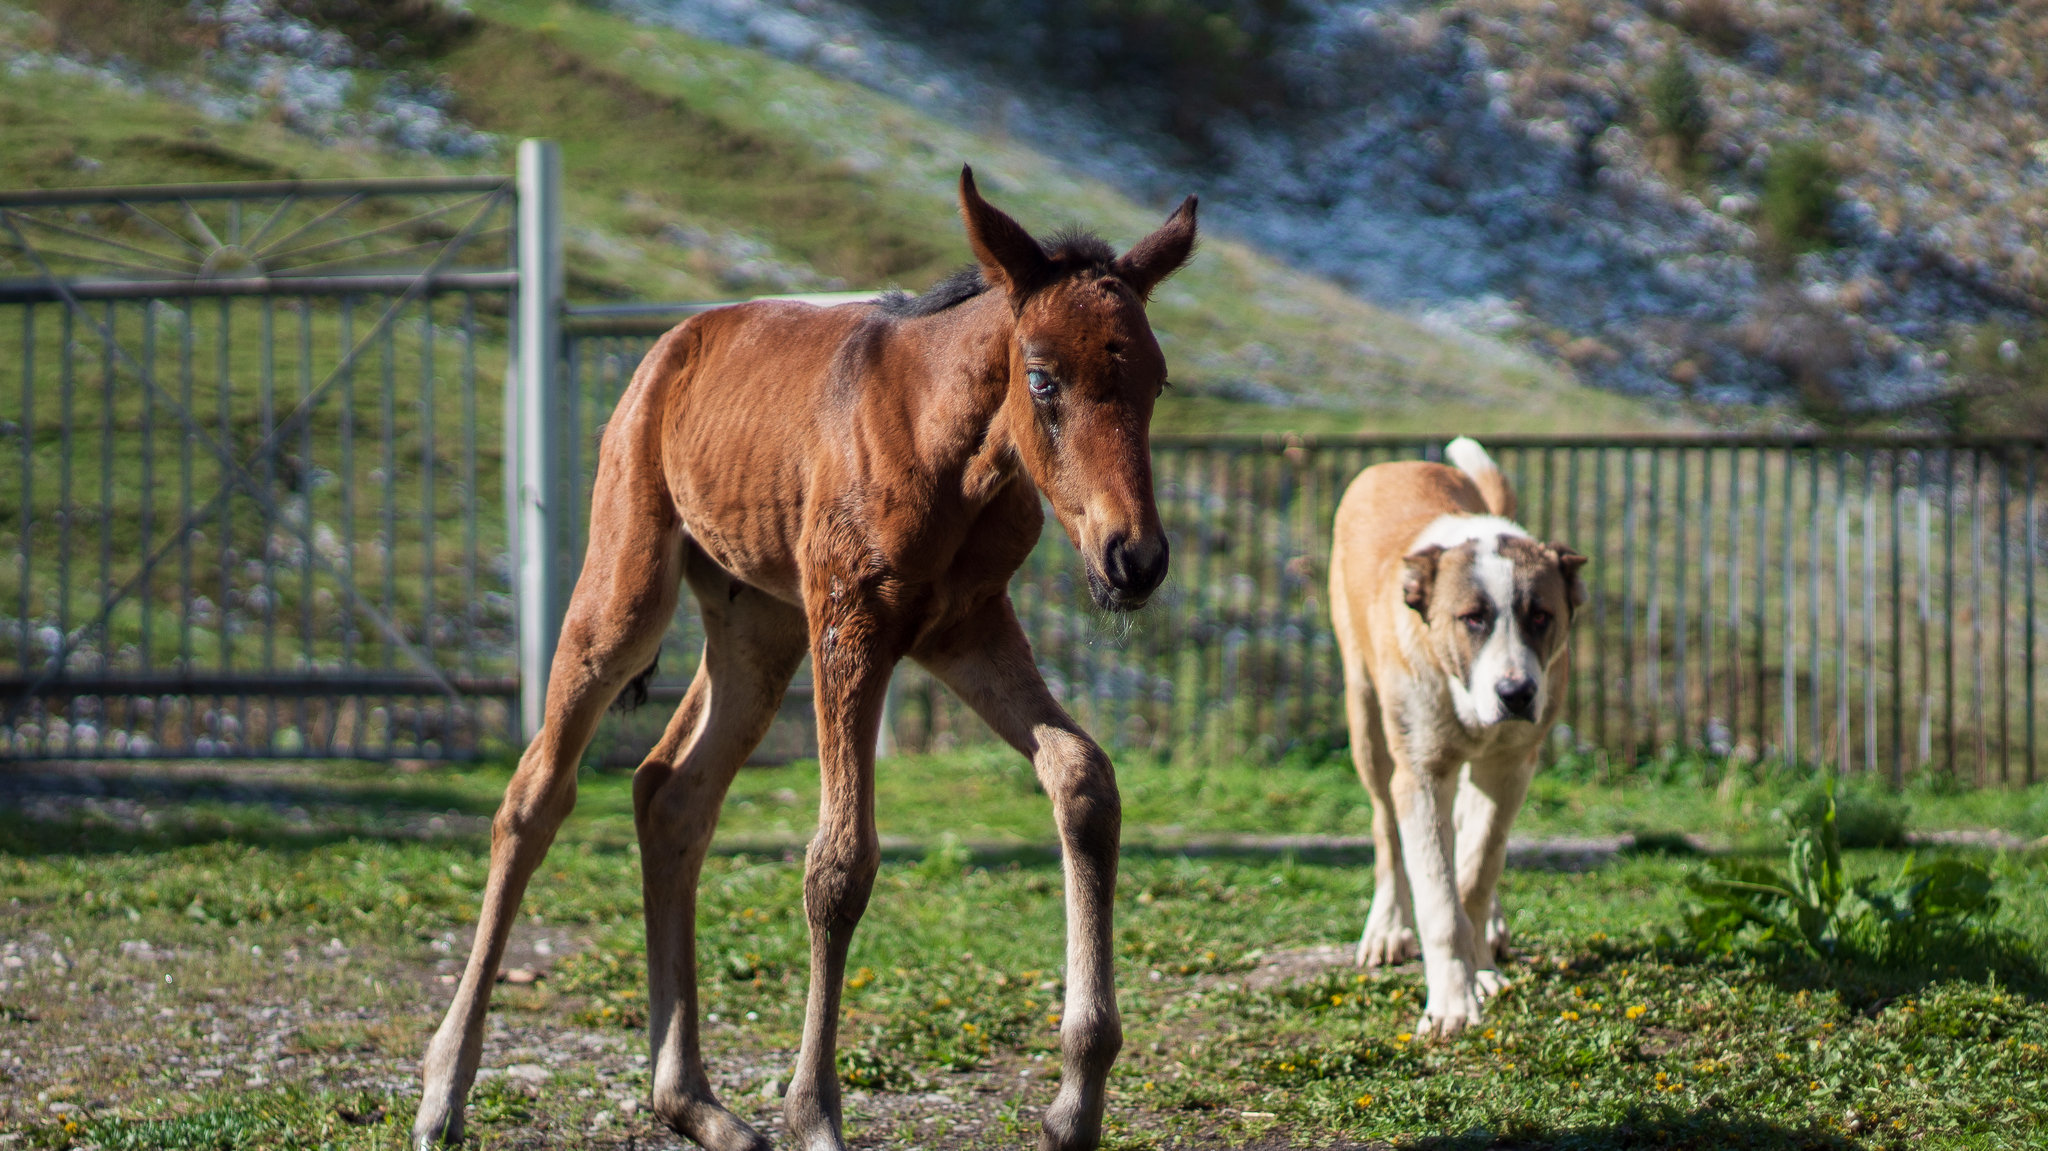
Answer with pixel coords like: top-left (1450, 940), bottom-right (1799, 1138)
top-left (638, 551), bottom-right (808, 1151)
top-left (412, 500), bottom-right (683, 1149)
top-left (917, 597), bottom-right (1122, 1151)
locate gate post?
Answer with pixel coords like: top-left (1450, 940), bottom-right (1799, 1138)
top-left (514, 139), bottom-right (566, 742)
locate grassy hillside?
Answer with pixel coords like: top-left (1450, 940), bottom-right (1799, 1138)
top-left (0, 0), bottom-right (1690, 434)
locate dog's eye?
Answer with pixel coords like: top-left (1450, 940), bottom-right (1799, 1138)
top-left (1460, 611), bottom-right (1488, 631)
top-left (1027, 368), bottom-right (1056, 398)
top-left (1528, 608), bottom-right (1551, 630)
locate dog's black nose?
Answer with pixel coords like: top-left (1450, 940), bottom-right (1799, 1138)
top-left (1496, 676), bottom-right (1538, 720)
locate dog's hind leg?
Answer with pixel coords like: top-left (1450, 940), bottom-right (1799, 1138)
top-left (638, 547), bottom-right (808, 1151)
top-left (414, 471), bottom-right (685, 1149)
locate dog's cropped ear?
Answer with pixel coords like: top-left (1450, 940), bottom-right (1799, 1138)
top-left (1402, 545), bottom-right (1443, 616)
top-left (1551, 544), bottom-right (1589, 611)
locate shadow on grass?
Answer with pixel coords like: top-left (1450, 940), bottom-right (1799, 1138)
top-left (1560, 930), bottom-right (2047, 1009)
top-left (1393, 1108), bottom-right (1857, 1150)
top-left (0, 761), bottom-right (505, 856)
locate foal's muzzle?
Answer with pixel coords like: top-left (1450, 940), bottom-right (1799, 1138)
top-left (1089, 532), bottom-right (1169, 612)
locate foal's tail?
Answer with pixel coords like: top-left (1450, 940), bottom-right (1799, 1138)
top-left (1446, 436), bottom-right (1516, 520)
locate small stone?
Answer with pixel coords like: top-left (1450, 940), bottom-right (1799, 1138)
top-left (499, 967), bottom-right (542, 985)
top-left (47, 1101), bottom-right (79, 1116)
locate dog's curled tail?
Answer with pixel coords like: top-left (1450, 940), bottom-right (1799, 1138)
top-left (1446, 436), bottom-right (1517, 520)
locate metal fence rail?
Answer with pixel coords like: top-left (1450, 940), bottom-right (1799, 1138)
top-left (560, 318), bottom-right (2045, 783)
top-left (1, 177), bottom-right (519, 758)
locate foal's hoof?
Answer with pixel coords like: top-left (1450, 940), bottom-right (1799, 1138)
top-left (410, 1109), bottom-right (461, 1151)
top-left (658, 1097), bottom-right (773, 1151)
top-left (1039, 1084), bottom-right (1105, 1151)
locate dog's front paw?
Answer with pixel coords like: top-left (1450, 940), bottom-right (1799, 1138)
top-left (1356, 921), bottom-right (1419, 968)
top-left (1474, 968), bottom-right (1512, 1000)
top-left (1417, 980), bottom-right (1485, 1037)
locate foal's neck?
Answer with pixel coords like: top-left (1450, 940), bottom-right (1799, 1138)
top-left (896, 290), bottom-right (1021, 499)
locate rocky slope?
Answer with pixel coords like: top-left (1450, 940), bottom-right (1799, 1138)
top-left (621, 0), bottom-right (2048, 423)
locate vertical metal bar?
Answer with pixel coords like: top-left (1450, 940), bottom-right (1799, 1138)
top-left (516, 138), bottom-right (566, 741)
top-left (1997, 450), bottom-right (2010, 785)
top-left (1727, 446), bottom-right (1744, 754)
top-left (57, 306), bottom-right (74, 685)
top-left (17, 305), bottom-right (32, 679)
top-left (1918, 450), bottom-right (1932, 770)
top-left (340, 297), bottom-right (357, 678)
top-left (179, 304), bottom-right (194, 676)
top-left (1565, 446), bottom-right (1582, 751)
top-left (421, 296), bottom-right (438, 667)
top-left (2027, 446), bottom-right (2038, 787)
top-left (381, 302), bottom-right (397, 674)
top-left (1809, 449), bottom-right (1823, 770)
top-left (260, 296), bottom-right (278, 674)
top-left (1970, 450), bottom-right (1985, 784)
top-left (1943, 448), bottom-right (1956, 778)
top-left (216, 296), bottom-right (232, 680)
top-left (297, 297), bottom-right (314, 751)
top-left (1835, 449), bottom-right (1849, 775)
top-left (462, 294), bottom-right (480, 681)
top-left (1891, 450), bottom-right (1904, 787)
top-left (1594, 447), bottom-right (1610, 759)
top-left (1754, 447), bottom-right (1769, 758)
top-left (1700, 447), bottom-right (1715, 752)
top-left (140, 302), bottom-right (156, 674)
top-left (1647, 448), bottom-right (1663, 753)
top-left (1622, 447), bottom-right (1638, 759)
top-left (1672, 447), bottom-right (1687, 748)
top-left (98, 301), bottom-right (116, 684)
top-left (1782, 447), bottom-right (1797, 765)
top-left (1862, 451), bottom-right (1877, 777)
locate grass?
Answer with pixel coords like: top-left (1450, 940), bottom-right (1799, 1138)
top-left (3, 750), bottom-right (2046, 1148)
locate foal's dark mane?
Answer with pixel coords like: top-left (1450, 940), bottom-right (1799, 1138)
top-left (874, 229), bottom-right (1120, 319)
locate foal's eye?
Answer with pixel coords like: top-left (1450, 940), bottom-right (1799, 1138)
top-left (1026, 368), bottom-right (1056, 399)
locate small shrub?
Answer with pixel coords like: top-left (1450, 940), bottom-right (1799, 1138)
top-left (1760, 140), bottom-right (1839, 253)
top-left (1773, 780), bottom-right (1907, 849)
top-left (1686, 781), bottom-right (1998, 964)
top-left (1646, 54), bottom-right (1711, 164)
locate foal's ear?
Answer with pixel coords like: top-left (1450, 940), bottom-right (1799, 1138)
top-left (959, 166), bottom-right (1051, 296)
top-left (1114, 195), bottom-right (1199, 300)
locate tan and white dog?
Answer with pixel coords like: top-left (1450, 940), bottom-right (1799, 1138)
top-left (1328, 437), bottom-right (1585, 1037)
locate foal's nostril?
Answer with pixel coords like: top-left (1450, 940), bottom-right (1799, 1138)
top-left (1104, 533), bottom-right (1169, 598)
top-left (1496, 676), bottom-right (1538, 719)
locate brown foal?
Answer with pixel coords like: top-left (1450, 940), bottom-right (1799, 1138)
top-left (412, 169), bottom-right (1197, 1151)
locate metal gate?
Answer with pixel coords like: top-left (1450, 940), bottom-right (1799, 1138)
top-left (0, 174), bottom-right (520, 758)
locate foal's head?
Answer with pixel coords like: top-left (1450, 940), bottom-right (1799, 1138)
top-left (958, 167), bottom-right (1198, 612)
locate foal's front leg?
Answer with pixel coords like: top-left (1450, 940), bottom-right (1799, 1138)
top-left (782, 597), bottom-right (891, 1151)
top-left (918, 598), bottom-right (1122, 1151)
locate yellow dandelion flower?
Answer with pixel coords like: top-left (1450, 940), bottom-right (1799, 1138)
top-left (1395, 1032), bottom-right (1413, 1043)
top-left (1559, 1011), bottom-right (1581, 1022)
top-left (1626, 1005), bottom-right (1647, 1020)
top-left (1354, 1094), bottom-right (1374, 1108)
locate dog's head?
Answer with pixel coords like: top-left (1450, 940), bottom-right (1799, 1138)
top-left (1401, 519), bottom-right (1587, 727)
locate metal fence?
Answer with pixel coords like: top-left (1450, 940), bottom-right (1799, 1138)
top-left (5, 163), bottom-right (2042, 784)
top-left (0, 176), bottom-right (521, 758)
top-left (561, 317), bottom-right (2047, 786)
